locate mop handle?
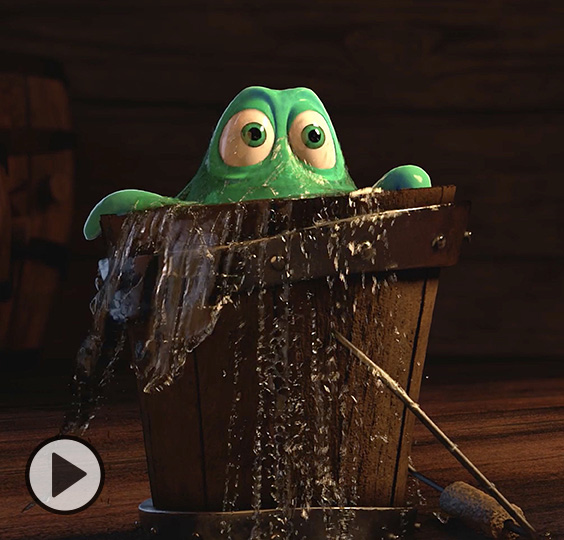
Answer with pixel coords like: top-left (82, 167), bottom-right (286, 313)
top-left (334, 331), bottom-right (538, 539)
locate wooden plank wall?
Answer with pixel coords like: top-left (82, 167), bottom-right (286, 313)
top-left (0, 0), bottom-right (562, 360)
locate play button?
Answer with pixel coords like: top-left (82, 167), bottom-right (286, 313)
top-left (51, 452), bottom-right (87, 497)
top-left (26, 436), bottom-right (104, 514)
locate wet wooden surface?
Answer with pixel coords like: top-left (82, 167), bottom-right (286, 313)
top-left (100, 187), bottom-right (460, 511)
top-left (0, 357), bottom-right (562, 539)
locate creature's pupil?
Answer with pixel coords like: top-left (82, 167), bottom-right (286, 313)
top-left (241, 122), bottom-right (266, 147)
top-left (249, 127), bottom-right (262, 141)
top-left (301, 124), bottom-right (326, 149)
top-left (308, 128), bottom-right (322, 143)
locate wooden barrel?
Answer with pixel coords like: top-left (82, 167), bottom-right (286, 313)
top-left (0, 53), bottom-right (74, 366)
top-left (0, 161), bottom-right (11, 346)
top-left (100, 186), bottom-right (469, 525)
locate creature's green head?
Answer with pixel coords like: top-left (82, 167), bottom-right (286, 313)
top-left (177, 86), bottom-right (357, 203)
top-left (83, 86), bottom-right (430, 240)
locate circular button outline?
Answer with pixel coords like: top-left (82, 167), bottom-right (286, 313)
top-left (25, 435), bottom-right (105, 515)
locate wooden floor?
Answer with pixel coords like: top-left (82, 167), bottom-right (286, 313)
top-left (0, 358), bottom-right (562, 540)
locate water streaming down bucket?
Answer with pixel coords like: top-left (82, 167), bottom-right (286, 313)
top-left (65, 187), bottom-right (468, 539)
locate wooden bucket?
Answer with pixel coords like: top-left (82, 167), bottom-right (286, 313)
top-left (0, 53), bottom-right (74, 365)
top-left (101, 186), bottom-right (469, 537)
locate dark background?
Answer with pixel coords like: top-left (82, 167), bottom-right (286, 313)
top-left (0, 0), bottom-right (563, 362)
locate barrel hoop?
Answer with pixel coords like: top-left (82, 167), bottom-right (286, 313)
top-left (0, 348), bottom-right (41, 370)
top-left (0, 130), bottom-right (76, 156)
top-left (0, 280), bottom-right (11, 301)
top-left (0, 52), bottom-right (68, 85)
top-left (0, 143), bottom-right (7, 169)
top-left (12, 238), bottom-right (69, 274)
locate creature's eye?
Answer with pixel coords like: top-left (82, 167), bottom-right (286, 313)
top-left (241, 122), bottom-right (267, 147)
top-left (301, 124), bottom-right (326, 149)
top-left (288, 110), bottom-right (336, 169)
top-left (219, 109), bottom-right (275, 167)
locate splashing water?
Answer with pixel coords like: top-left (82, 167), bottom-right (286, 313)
top-left (64, 190), bottom-right (413, 539)
top-left (63, 204), bottom-right (254, 433)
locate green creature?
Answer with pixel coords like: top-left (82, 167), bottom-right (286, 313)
top-left (84, 86), bottom-right (430, 240)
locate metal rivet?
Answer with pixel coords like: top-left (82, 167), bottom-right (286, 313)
top-left (270, 254), bottom-right (285, 271)
top-left (359, 241), bottom-right (376, 260)
top-left (192, 533), bottom-right (202, 539)
top-left (150, 526), bottom-right (158, 535)
top-left (432, 234), bottom-right (447, 250)
top-left (464, 230), bottom-right (472, 243)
